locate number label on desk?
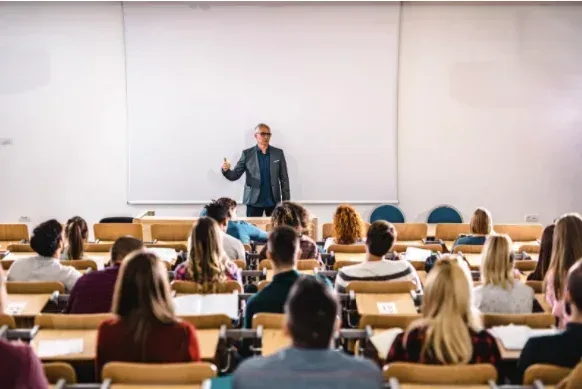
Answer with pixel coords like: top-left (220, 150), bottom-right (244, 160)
top-left (377, 302), bottom-right (397, 314)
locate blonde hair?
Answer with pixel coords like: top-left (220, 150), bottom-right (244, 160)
top-left (470, 207), bottom-right (492, 235)
top-left (188, 217), bottom-right (227, 293)
top-left (481, 234), bottom-right (514, 289)
top-left (407, 256), bottom-right (481, 364)
top-left (333, 204), bottom-right (365, 245)
top-left (546, 213), bottom-right (582, 299)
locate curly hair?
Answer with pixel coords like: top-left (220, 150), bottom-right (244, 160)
top-left (333, 204), bottom-right (365, 244)
top-left (271, 201), bottom-right (310, 235)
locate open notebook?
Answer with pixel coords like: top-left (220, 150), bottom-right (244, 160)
top-left (369, 328), bottom-right (404, 360)
top-left (173, 294), bottom-right (238, 319)
top-left (488, 325), bottom-right (559, 350)
top-left (37, 339), bottom-right (84, 358)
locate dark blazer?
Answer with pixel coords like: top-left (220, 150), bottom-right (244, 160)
top-left (515, 323), bottom-right (582, 384)
top-left (222, 145), bottom-right (290, 205)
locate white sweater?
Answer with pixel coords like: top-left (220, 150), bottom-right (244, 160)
top-left (7, 255), bottom-right (82, 292)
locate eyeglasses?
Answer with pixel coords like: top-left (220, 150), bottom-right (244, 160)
top-left (258, 132), bottom-right (272, 137)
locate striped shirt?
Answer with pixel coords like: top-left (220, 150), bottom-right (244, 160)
top-left (334, 259), bottom-right (422, 293)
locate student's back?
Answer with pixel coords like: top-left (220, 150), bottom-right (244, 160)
top-left (452, 207), bottom-right (492, 249)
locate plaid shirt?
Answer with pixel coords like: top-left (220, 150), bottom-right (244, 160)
top-left (259, 235), bottom-right (323, 268)
top-left (386, 326), bottom-right (501, 365)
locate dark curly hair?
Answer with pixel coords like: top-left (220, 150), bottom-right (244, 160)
top-left (30, 219), bottom-right (64, 257)
top-left (271, 201), bottom-right (310, 235)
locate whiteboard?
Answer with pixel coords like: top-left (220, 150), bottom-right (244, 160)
top-left (124, 3), bottom-right (400, 204)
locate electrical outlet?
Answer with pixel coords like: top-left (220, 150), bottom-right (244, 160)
top-left (525, 214), bottom-right (539, 223)
top-left (19, 216), bottom-right (30, 223)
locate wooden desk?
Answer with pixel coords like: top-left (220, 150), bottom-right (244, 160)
top-left (32, 329), bottom-right (98, 361)
top-left (334, 253), bottom-right (366, 262)
top-left (417, 270), bottom-right (427, 287)
top-left (6, 294), bottom-right (51, 317)
top-left (196, 329), bottom-right (220, 360)
top-left (266, 269), bottom-right (314, 282)
top-left (536, 294), bottom-right (551, 313)
top-left (262, 328), bottom-right (291, 356)
top-left (111, 386), bottom-right (200, 389)
top-left (356, 293), bottom-right (417, 315)
top-left (401, 386), bottom-right (490, 389)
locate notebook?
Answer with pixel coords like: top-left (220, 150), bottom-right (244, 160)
top-left (403, 247), bottom-right (432, 262)
top-left (37, 339), bottom-right (84, 358)
top-left (488, 325), bottom-right (559, 350)
top-left (173, 294), bottom-right (238, 319)
top-left (370, 328), bottom-right (404, 359)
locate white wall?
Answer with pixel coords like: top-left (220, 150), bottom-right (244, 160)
top-left (1, 2), bottom-right (581, 237)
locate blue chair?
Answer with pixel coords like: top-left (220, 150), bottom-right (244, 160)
top-left (427, 205), bottom-right (463, 224)
top-left (370, 204), bottom-right (405, 223)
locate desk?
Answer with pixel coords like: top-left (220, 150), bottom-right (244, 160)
top-left (401, 386), bottom-right (490, 389)
top-left (356, 293), bottom-right (417, 315)
top-left (334, 253), bottom-right (366, 262)
top-left (112, 386), bottom-right (200, 389)
top-left (32, 329), bottom-right (98, 361)
top-left (6, 294), bottom-right (51, 317)
top-left (536, 294), bottom-right (551, 313)
top-left (196, 329), bottom-right (220, 360)
top-left (262, 328), bottom-right (291, 356)
top-left (266, 269), bottom-right (314, 282)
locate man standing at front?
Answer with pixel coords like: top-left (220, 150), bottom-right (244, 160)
top-left (222, 123), bottom-right (290, 217)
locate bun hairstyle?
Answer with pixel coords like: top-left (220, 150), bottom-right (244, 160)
top-left (30, 219), bottom-right (64, 257)
top-left (65, 216), bottom-right (88, 260)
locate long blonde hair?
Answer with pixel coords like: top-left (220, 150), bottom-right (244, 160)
top-left (481, 234), bottom-right (514, 289)
top-left (407, 256), bottom-right (481, 364)
top-left (188, 217), bottom-right (227, 293)
top-left (333, 204), bottom-right (365, 245)
top-left (546, 213), bottom-right (582, 299)
top-left (112, 251), bottom-right (176, 359)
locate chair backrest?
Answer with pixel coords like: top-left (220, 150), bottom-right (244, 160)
top-left (383, 362), bottom-right (497, 384)
top-left (94, 223), bottom-right (143, 241)
top-left (150, 223), bottom-right (191, 242)
top-left (102, 362), bottom-right (217, 384)
top-left (179, 314), bottom-right (232, 329)
top-left (435, 223), bottom-right (471, 241)
top-left (560, 362), bottom-right (582, 389)
top-left (1, 260), bottom-right (14, 271)
top-left (43, 362), bottom-right (77, 384)
top-left (252, 313), bottom-right (284, 329)
top-left (346, 280), bottom-right (416, 294)
top-left (518, 243), bottom-right (541, 254)
top-left (232, 259), bottom-right (246, 269)
top-left (171, 280), bottom-right (242, 294)
top-left (297, 259), bottom-right (319, 270)
top-left (257, 280), bottom-right (270, 291)
top-left (427, 205), bottom-right (463, 224)
top-left (60, 259), bottom-right (98, 271)
top-left (370, 205), bottom-right (405, 223)
top-left (0, 314), bottom-right (16, 329)
top-left (6, 281), bottom-right (65, 294)
top-left (83, 243), bottom-right (113, 252)
top-left (359, 314), bottom-right (421, 330)
top-left (258, 259), bottom-right (273, 270)
top-left (327, 244), bottom-right (366, 254)
top-left (525, 280), bottom-right (543, 293)
top-left (6, 243), bottom-right (34, 253)
top-left (482, 313), bottom-right (555, 329)
top-left (494, 224), bottom-right (543, 241)
top-left (453, 244), bottom-right (484, 254)
top-left (523, 364), bottom-right (572, 385)
top-left (514, 260), bottom-right (537, 272)
top-left (393, 223), bottom-right (428, 241)
top-left (333, 260), bottom-right (361, 271)
top-left (0, 224), bottom-right (29, 241)
top-left (35, 314), bottom-right (113, 329)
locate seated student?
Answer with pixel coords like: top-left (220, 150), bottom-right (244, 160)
top-left (65, 236), bottom-right (144, 314)
top-left (7, 219), bottom-right (81, 292)
top-left (258, 202), bottom-right (321, 266)
top-left (335, 220), bottom-right (421, 294)
top-left (516, 259), bottom-right (582, 384)
top-left (0, 269), bottom-right (49, 388)
top-left (61, 216), bottom-right (89, 260)
top-left (386, 256), bottom-right (500, 365)
top-left (204, 201), bottom-right (246, 261)
top-left (452, 207), bottom-right (492, 249)
top-left (96, 251), bottom-right (200, 376)
top-left (214, 197), bottom-right (268, 244)
top-left (527, 224), bottom-right (554, 281)
top-left (324, 204), bottom-right (366, 252)
top-left (474, 234), bottom-right (534, 314)
top-left (175, 217), bottom-right (241, 290)
top-left (235, 276), bottom-right (382, 389)
top-left (545, 213), bottom-right (582, 328)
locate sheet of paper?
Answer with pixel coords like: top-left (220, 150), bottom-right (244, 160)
top-left (5, 302), bottom-right (26, 315)
top-left (174, 294), bottom-right (238, 319)
top-left (148, 247), bottom-right (177, 263)
top-left (2, 253), bottom-right (17, 260)
top-left (37, 339), bottom-right (84, 358)
top-left (404, 247), bottom-right (432, 261)
top-left (377, 302), bottom-right (398, 314)
top-left (370, 328), bottom-right (404, 359)
top-left (489, 325), bottom-right (559, 351)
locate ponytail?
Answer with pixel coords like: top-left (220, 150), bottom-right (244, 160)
top-left (66, 216), bottom-right (88, 260)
